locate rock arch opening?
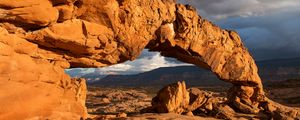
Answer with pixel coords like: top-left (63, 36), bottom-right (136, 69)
top-left (70, 49), bottom-right (226, 88)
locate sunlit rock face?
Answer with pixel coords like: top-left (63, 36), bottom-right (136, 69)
top-left (150, 81), bottom-right (190, 114)
top-left (0, 0), bottom-right (282, 119)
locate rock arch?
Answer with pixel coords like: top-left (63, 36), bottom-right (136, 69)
top-left (0, 0), bottom-right (295, 119)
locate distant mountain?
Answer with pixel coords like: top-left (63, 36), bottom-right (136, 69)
top-left (257, 57), bottom-right (300, 68)
top-left (89, 66), bottom-right (228, 87)
top-left (257, 58), bottom-right (300, 81)
top-left (69, 58), bottom-right (300, 87)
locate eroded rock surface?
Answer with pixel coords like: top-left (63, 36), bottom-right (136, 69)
top-left (86, 87), bottom-right (151, 115)
top-left (143, 82), bottom-right (300, 119)
top-left (148, 81), bottom-right (190, 114)
top-left (146, 4), bottom-right (265, 114)
top-left (0, 27), bottom-right (87, 119)
top-left (0, 0), bottom-right (297, 119)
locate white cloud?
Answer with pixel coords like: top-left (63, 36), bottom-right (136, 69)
top-left (137, 52), bottom-right (188, 71)
top-left (98, 64), bottom-right (133, 72)
top-left (80, 50), bottom-right (192, 75)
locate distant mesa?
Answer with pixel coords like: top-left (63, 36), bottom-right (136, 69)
top-left (68, 58), bottom-right (300, 87)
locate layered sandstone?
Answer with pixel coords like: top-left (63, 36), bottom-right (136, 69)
top-left (0, 27), bottom-right (87, 119)
top-left (0, 0), bottom-right (296, 119)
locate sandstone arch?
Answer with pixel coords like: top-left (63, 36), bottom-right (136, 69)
top-left (0, 0), bottom-right (296, 119)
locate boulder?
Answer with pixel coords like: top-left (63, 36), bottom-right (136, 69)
top-left (151, 81), bottom-right (190, 114)
top-left (187, 88), bottom-right (209, 111)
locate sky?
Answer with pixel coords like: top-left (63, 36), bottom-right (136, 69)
top-left (68, 0), bottom-right (300, 75)
top-left (180, 0), bottom-right (300, 60)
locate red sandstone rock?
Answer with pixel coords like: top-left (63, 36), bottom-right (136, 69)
top-left (150, 81), bottom-right (190, 114)
top-left (0, 0), bottom-right (298, 119)
top-left (0, 25), bottom-right (87, 119)
top-left (0, 0), bottom-right (58, 26)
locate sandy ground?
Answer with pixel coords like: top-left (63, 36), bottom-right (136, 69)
top-left (86, 83), bottom-right (300, 119)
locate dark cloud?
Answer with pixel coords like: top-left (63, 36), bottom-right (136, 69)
top-left (178, 0), bottom-right (300, 20)
top-left (142, 0), bottom-right (300, 62)
top-left (216, 10), bottom-right (300, 60)
top-left (178, 0), bottom-right (300, 60)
